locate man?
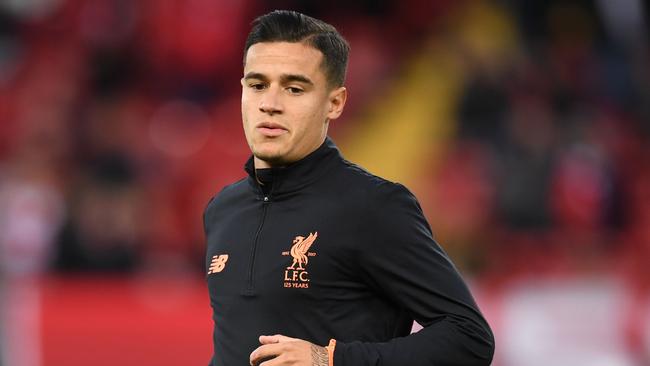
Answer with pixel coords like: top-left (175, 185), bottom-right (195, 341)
top-left (204, 10), bottom-right (494, 366)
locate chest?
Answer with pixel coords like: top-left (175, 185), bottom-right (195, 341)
top-left (205, 196), bottom-right (362, 302)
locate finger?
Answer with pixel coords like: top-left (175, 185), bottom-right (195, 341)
top-left (252, 355), bottom-right (277, 366)
top-left (259, 335), bottom-right (280, 345)
top-left (258, 356), bottom-right (284, 366)
top-left (259, 334), bottom-right (296, 344)
top-left (250, 343), bottom-right (283, 366)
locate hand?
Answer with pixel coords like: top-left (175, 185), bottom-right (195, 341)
top-left (249, 334), bottom-right (329, 366)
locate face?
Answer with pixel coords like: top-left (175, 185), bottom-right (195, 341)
top-left (241, 42), bottom-right (347, 168)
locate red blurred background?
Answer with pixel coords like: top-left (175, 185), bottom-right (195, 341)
top-left (0, 0), bottom-right (649, 365)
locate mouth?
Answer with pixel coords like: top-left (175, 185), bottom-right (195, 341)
top-left (256, 122), bottom-right (288, 137)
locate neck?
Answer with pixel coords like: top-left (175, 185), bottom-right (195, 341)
top-left (253, 156), bottom-right (274, 169)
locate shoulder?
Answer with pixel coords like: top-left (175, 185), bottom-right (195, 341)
top-left (333, 159), bottom-right (428, 229)
top-left (335, 161), bottom-right (434, 249)
top-left (336, 158), bottom-right (416, 203)
top-left (204, 177), bottom-right (248, 215)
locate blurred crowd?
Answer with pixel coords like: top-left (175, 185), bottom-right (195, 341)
top-left (0, 0), bottom-right (428, 277)
top-left (0, 0), bottom-right (648, 294)
top-left (425, 1), bottom-right (650, 294)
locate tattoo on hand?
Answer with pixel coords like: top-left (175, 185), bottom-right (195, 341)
top-left (310, 344), bottom-right (328, 366)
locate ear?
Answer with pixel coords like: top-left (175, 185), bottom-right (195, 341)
top-left (326, 87), bottom-right (347, 121)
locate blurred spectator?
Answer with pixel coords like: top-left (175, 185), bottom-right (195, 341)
top-left (495, 93), bottom-right (556, 231)
top-left (421, 141), bottom-right (496, 273)
top-left (0, 154), bottom-right (65, 276)
top-left (55, 152), bottom-right (142, 272)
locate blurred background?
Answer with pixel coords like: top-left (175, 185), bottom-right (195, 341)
top-left (0, 0), bottom-right (649, 365)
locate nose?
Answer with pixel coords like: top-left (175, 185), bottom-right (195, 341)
top-left (259, 87), bottom-right (282, 115)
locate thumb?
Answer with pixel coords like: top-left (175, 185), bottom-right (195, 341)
top-left (259, 334), bottom-right (296, 344)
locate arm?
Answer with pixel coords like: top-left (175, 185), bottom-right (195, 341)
top-left (334, 183), bottom-right (494, 366)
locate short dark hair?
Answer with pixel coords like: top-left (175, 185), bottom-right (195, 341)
top-left (244, 10), bottom-right (350, 88)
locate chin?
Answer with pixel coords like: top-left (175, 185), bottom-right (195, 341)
top-left (252, 146), bottom-right (289, 166)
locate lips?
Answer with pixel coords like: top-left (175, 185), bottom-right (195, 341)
top-left (256, 122), bottom-right (288, 137)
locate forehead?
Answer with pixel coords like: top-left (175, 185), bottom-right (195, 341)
top-left (244, 42), bottom-right (325, 80)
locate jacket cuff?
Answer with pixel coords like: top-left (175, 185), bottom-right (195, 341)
top-left (326, 339), bottom-right (337, 366)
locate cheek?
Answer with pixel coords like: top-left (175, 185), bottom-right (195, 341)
top-left (241, 97), bottom-right (255, 126)
top-left (295, 100), bottom-right (327, 126)
top-left (241, 90), bottom-right (259, 111)
top-left (240, 110), bottom-right (255, 144)
top-left (241, 95), bottom-right (250, 115)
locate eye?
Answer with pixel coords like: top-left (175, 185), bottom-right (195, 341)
top-left (248, 82), bottom-right (266, 91)
top-left (286, 87), bottom-right (304, 95)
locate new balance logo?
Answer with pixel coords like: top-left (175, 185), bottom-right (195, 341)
top-left (208, 254), bottom-right (229, 274)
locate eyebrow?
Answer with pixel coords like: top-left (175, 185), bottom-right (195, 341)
top-left (243, 72), bottom-right (314, 86)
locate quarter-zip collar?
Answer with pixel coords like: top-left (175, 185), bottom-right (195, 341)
top-left (244, 137), bottom-right (342, 197)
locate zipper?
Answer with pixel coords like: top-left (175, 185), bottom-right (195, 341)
top-left (243, 193), bottom-right (271, 296)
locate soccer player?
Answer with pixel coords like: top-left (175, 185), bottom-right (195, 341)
top-left (204, 10), bottom-right (494, 366)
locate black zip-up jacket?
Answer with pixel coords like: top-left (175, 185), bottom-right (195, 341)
top-left (204, 138), bottom-right (494, 365)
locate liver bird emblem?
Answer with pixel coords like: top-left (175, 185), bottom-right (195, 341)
top-left (287, 232), bottom-right (318, 270)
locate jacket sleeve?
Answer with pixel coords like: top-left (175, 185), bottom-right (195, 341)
top-left (334, 183), bottom-right (494, 366)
